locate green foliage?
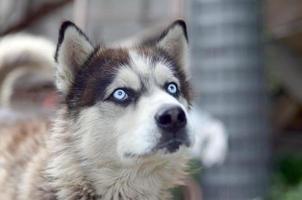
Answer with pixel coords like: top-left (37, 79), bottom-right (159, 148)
top-left (270, 181), bottom-right (302, 200)
top-left (278, 155), bottom-right (302, 186)
top-left (269, 154), bottom-right (302, 200)
top-left (282, 183), bottom-right (302, 200)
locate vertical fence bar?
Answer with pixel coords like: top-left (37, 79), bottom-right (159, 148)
top-left (189, 0), bottom-right (270, 199)
top-left (73, 0), bottom-right (88, 30)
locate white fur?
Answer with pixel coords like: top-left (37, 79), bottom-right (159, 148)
top-left (105, 66), bottom-right (141, 96)
top-left (0, 34), bottom-right (55, 107)
top-left (0, 34), bottom-right (55, 67)
top-left (116, 89), bottom-right (187, 159)
top-left (189, 107), bottom-right (228, 167)
top-left (154, 62), bottom-right (180, 86)
top-left (128, 50), bottom-right (152, 76)
top-left (1, 68), bottom-right (29, 106)
top-left (128, 50), bottom-right (180, 87)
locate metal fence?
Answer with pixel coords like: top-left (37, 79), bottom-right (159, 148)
top-left (189, 0), bottom-right (271, 199)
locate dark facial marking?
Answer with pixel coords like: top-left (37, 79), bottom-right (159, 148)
top-left (66, 48), bottom-right (130, 112)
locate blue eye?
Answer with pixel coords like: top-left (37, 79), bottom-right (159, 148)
top-left (108, 88), bottom-right (137, 105)
top-left (166, 82), bottom-right (178, 95)
top-left (113, 89), bottom-right (128, 101)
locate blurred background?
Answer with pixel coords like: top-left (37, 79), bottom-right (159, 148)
top-left (1, 0), bottom-right (302, 199)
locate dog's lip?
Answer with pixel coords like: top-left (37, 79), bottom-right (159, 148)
top-left (123, 139), bottom-right (188, 158)
top-left (156, 138), bottom-right (190, 153)
top-left (156, 138), bottom-right (184, 149)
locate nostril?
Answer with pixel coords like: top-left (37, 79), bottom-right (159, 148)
top-left (177, 111), bottom-right (186, 124)
top-left (159, 114), bottom-right (171, 126)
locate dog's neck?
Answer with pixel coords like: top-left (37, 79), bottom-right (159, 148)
top-left (46, 108), bottom-right (189, 200)
top-left (87, 155), bottom-right (188, 200)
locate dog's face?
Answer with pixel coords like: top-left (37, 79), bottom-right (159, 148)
top-left (55, 20), bottom-right (193, 164)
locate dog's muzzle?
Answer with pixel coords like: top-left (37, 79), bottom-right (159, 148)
top-left (154, 105), bottom-right (190, 153)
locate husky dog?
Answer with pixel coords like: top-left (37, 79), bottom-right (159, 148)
top-left (0, 19), bottom-right (193, 200)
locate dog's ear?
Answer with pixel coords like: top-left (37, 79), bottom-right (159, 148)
top-left (156, 20), bottom-right (189, 74)
top-left (139, 20), bottom-right (189, 74)
top-left (55, 21), bottom-right (94, 94)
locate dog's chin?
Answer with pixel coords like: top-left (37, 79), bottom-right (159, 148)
top-left (123, 140), bottom-right (190, 160)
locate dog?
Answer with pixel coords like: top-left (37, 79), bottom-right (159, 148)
top-left (0, 19), bottom-right (194, 200)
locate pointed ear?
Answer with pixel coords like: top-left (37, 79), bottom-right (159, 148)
top-left (54, 21), bottom-right (94, 94)
top-left (156, 20), bottom-right (189, 74)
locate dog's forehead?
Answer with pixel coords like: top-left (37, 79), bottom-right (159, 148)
top-left (127, 49), bottom-right (176, 84)
top-left (104, 47), bottom-right (177, 90)
top-left (128, 49), bottom-right (160, 75)
top-left (67, 46), bottom-right (190, 112)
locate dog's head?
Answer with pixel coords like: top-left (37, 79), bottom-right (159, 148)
top-left (55, 20), bottom-right (193, 164)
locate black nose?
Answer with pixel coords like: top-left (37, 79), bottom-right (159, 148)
top-left (155, 106), bottom-right (187, 132)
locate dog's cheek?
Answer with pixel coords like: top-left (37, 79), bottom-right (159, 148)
top-left (74, 105), bottom-right (123, 161)
top-left (114, 104), bottom-right (160, 159)
top-left (116, 125), bottom-right (157, 161)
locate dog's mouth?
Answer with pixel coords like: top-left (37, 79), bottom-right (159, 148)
top-left (123, 129), bottom-right (191, 159)
top-left (155, 138), bottom-right (190, 153)
top-left (154, 128), bottom-right (191, 153)
top-left (123, 138), bottom-right (190, 159)
top-left (124, 138), bottom-right (189, 159)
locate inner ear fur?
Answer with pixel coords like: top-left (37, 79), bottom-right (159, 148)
top-left (55, 21), bottom-right (94, 94)
top-left (156, 20), bottom-right (189, 72)
top-left (138, 20), bottom-right (189, 75)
